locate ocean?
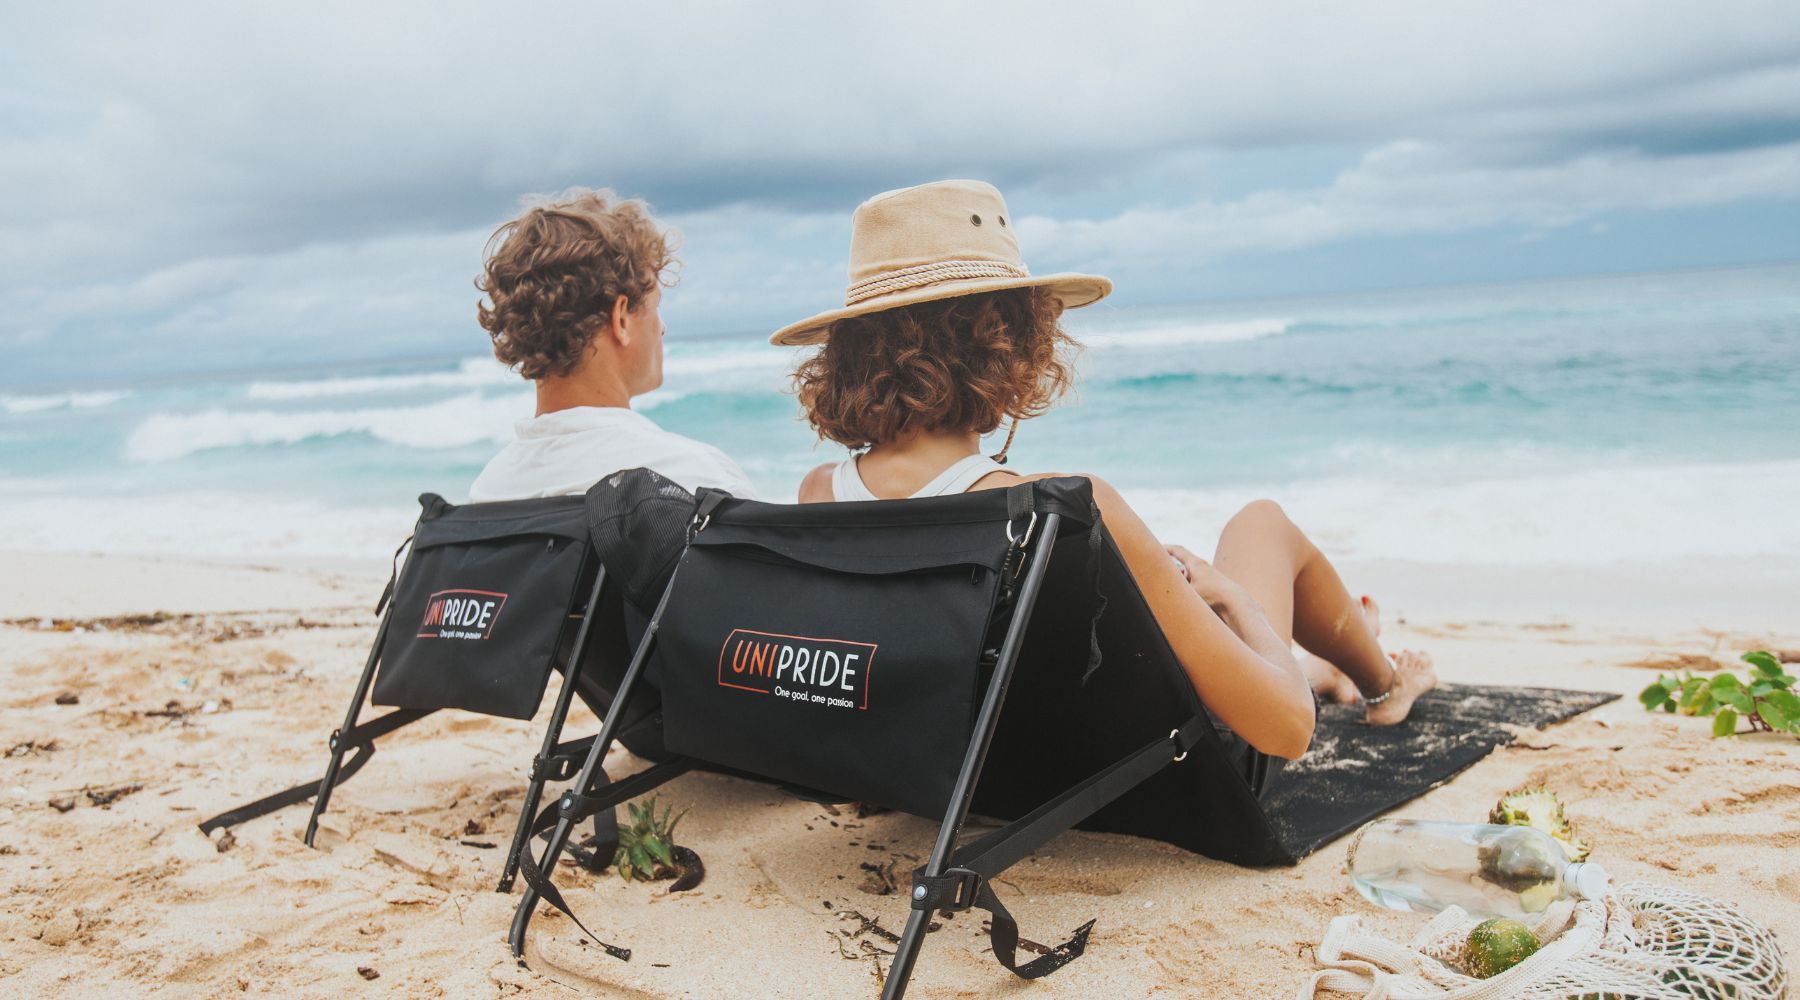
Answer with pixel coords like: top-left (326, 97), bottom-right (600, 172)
top-left (3, 262), bottom-right (1798, 574)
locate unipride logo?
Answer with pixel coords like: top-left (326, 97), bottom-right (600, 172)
top-left (717, 629), bottom-right (878, 710)
top-left (417, 589), bottom-right (508, 640)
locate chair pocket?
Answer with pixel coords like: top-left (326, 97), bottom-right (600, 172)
top-left (655, 537), bottom-right (1004, 819)
top-left (374, 525), bottom-right (588, 721)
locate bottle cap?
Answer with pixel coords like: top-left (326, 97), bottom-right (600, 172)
top-left (1563, 862), bottom-right (1610, 900)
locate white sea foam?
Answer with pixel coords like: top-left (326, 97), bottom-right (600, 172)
top-left (1079, 317), bottom-right (1292, 350)
top-left (124, 391), bottom-right (533, 463)
top-left (2, 390), bottom-right (128, 414)
top-left (1126, 459), bottom-right (1800, 569)
top-left (240, 346), bottom-right (796, 402)
top-left (244, 357), bottom-right (514, 400)
top-left (664, 343), bottom-right (801, 378)
top-left (0, 490), bottom-right (416, 561)
top-left (7, 458), bottom-right (1795, 570)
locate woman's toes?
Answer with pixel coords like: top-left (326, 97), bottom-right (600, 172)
top-left (1360, 594), bottom-right (1382, 637)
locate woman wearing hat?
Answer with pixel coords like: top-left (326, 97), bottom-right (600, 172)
top-left (778, 179), bottom-right (1436, 762)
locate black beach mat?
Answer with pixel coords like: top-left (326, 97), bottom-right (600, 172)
top-left (1261, 683), bottom-right (1620, 859)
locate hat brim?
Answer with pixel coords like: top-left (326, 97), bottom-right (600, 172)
top-left (769, 272), bottom-right (1112, 347)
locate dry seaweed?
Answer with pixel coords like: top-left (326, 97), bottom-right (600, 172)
top-left (857, 859), bottom-right (898, 896)
top-left (86, 783), bottom-right (144, 808)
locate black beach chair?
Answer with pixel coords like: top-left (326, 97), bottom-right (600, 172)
top-left (198, 482), bottom-right (681, 893)
top-left (508, 475), bottom-right (1290, 999)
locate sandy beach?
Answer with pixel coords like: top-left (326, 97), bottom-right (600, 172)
top-left (1, 550), bottom-right (1795, 998)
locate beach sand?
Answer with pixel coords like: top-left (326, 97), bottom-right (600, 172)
top-left (1, 551), bottom-right (1795, 998)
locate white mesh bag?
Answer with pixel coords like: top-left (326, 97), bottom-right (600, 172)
top-left (1297, 883), bottom-right (1787, 1000)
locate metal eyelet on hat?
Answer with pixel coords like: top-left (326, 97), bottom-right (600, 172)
top-left (970, 214), bottom-right (982, 226)
top-left (998, 216), bottom-right (1006, 227)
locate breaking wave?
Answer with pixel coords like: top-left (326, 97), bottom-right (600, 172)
top-left (125, 392), bottom-right (533, 463)
top-left (2, 390), bottom-right (128, 414)
top-left (244, 358), bottom-right (513, 400)
top-left (1079, 317), bottom-right (1292, 350)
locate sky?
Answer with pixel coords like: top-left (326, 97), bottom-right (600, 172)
top-left (5, 1), bottom-right (1800, 386)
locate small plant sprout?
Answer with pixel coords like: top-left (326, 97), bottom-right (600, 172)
top-left (1639, 651), bottom-right (1800, 739)
top-left (612, 795), bottom-right (704, 891)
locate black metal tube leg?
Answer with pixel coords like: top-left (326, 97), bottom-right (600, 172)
top-left (510, 802), bottom-right (583, 954)
top-left (509, 591), bottom-right (671, 957)
top-left (500, 567), bottom-right (609, 893)
top-left (304, 613), bottom-right (391, 847)
top-left (302, 745), bottom-right (348, 847)
top-left (882, 513), bottom-right (1063, 1000)
top-left (885, 907), bottom-right (936, 999)
top-left (500, 777), bottom-right (547, 893)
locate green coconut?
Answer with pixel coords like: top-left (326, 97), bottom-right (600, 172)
top-left (1464, 918), bottom-right (1541, 978)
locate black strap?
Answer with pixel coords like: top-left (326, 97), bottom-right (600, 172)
top-left (1005, 482), bottom-right (1036, 524)
top-left (373, 534), bottom-right (414, 617)
top-left (531, 734), bottom-right (600, 783)
top-left (198, 748), bottom-right (374, 834)
top-left (525, 756), bottom-right (695, 839)
top-left (688, 489), bottom-right (730, 540)
top-left (1078, 502), bottom-right (1109, 685)
top-left (911, 717), bottom-right (1205, 978)
top-left (514, 836), bottom-right (632, 962)
top-left (196, 708), bottom-right (434, 834)
top-left (514, 756), bottom-right (694, 962)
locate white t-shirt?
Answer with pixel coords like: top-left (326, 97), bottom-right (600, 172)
top-left (469, 406), bottom-right (757, 502)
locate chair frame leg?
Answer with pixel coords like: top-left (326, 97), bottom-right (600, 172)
top-left (881, 512), bottom-right (1063, 1000)
top-left (508, 580), bottom-right (675, 956)
top-left (304, 610), bottom-right (392, 847)
top-left (499, 564), bottom-right (610, 893)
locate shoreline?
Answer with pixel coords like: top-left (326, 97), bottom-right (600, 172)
top-left (2, 546), bottom-right (1792, 630)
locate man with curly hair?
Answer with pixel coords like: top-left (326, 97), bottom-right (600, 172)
top-left (468, 189), bottom-right (755, 501)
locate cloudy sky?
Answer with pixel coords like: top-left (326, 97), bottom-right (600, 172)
top-left (6, 1), bottom-right (1800, 385)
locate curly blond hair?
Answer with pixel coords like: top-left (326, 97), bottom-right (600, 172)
top-left (793, 288), bottom-right (1076, 450)
top-left (476, 188), bottom-right (678, 380)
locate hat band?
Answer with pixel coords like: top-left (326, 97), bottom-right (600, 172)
top-left (843, 259), bottom-right (1031, 306)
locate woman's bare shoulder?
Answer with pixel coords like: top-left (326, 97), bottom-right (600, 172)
top-left (980, 469), bottom-right (1115, 493)
top-left (797, 462), bottom-right (837, 504)
top-left (985, 470), bottom-right (1143, 530)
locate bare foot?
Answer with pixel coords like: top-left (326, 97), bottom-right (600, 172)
top-left (1303, 654), bottom-right (1362, 704)
top-left (1365, 648), bottom-right (1439, 726)
top-left (1302, 595), bottom-right (1381, 704)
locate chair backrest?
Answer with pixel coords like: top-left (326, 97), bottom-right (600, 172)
top-left (976, 525), bottom-right (1291, 865)
top-left (645, 475), bottom-right (1291, 864)
top-left (371, 492), bottom-right (603, 720)
top-left (647, 478), bottom-right (1094, 817)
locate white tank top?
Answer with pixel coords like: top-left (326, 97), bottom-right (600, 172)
top-left (830, 453), bottom-right (1010, 501)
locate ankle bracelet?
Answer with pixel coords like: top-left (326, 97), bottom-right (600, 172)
top-left (1362, 662), bottom-right (1399, 707)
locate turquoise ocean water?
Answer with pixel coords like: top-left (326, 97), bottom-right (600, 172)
top-left (2, 262), bottom-right (1797, 570)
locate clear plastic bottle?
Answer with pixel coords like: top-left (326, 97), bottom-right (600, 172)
top-left (1347, 819), bottom-right (1610, 919)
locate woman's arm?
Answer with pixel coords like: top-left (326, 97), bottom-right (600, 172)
top-left (1083, 475), bottom-right (1315, 759)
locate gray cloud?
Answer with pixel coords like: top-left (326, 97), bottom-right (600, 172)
top-left (1021, 141), bottom-right (1800, 277)
top-left (5, 0), bottom-right (1800, 381)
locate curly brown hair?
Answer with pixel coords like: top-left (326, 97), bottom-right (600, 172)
top-left (793, 288), bottom-right (1077, 450)
top-left (476, 189), bottom-right (678, 380)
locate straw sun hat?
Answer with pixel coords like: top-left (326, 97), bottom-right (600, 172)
top-left (768, 179), bottom-right (1112, 347)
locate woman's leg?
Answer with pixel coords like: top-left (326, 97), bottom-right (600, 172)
top-left (1210, 499), bottom-right (1437, 725)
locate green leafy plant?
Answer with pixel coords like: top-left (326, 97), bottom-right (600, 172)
top-left (612, 796), bottom-right (704, 890)
top-left (614, 796), bottom-right (686, 881)
top-left (1639, 651), bottom-right (1800, 738)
